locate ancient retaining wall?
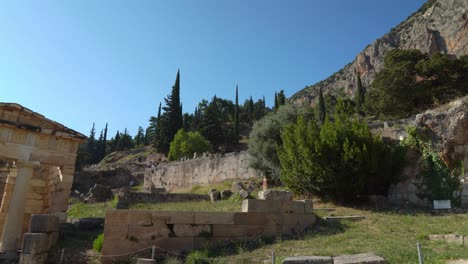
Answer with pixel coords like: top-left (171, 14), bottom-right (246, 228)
top-left (116, 192), bottom-right (209, 209)
top-left (101, 199), bottom-right (315, 263)
top-left (144, 151), bottom-right (257, 191)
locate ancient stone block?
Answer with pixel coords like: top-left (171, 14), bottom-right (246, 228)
top-left (283, 214), bottom-right (316, 225)
top-left (19, 252), bottom-right (48, 264)
top-left (29, 214), bottom-right (59, 233)
top-left (129, 211), bottom-right (152, 226)
top-left (282, 256), bottom-right (333, 264)
top-left (21, 233), bottom-right (50, 254)
top-left (299, 199), bottom-right (313, 213)
top-left (127, 219), bottom-right (171, 242)
top-left (234, 212), bottom-right (268, 225)
top-left (194, 212), bottom-right (234, 224)
top-left (105, 210), bottom-right (129, 225)
top-left (152, 211), bottom-right (195, 224)
top-left (461, 185), bottom-right (468, 209)
top-left (259, 189), bottom-right (293, 201)
top-left (282, 224), bottom-right (309, 235)
top-left (428, 234), bottom-right (464, 245)
top-left (211, 224), bottom-right (266, 237)
top-left (47, 232), bottom-right (59, 248)
top-left (333, 253), bottom-right (386, 264)
top-left (173, 224), bottom-right (211, 237)
top-left (242, 199), bottom-right (283, 213)
top-left (282, 201), bottom-right (305, 214)
top-left (136, 259), bottom-right (156, 264)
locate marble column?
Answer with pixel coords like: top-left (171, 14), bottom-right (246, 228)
top-left (0, 161), bottom-right (34, 252)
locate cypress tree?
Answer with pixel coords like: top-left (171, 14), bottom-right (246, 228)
top-left (355, 73), bottom-right (366, 114)
top-left (101, 123), bottom-right (108, 159)
top-left (157, 70), bottom-right (183, 153)
top-left (274, 92), bottom-right (278, 111)
top-left (318, 87), bottom-right (326, 124)
top-left (277, 90), bottom-right (286, 106)
top-left (234, 85), bottom-right (240, 143)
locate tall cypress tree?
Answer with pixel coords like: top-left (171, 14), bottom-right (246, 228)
top-left (234, 85), bottom-right (240, 143)
top-left (101, 123), bottom-right (108, 159)
top-left (274, 92), bottom-right (278, 111)
top-left (277, 90), bottom-right (286, 106)
top-left (318, 87), bottom-right (326, 124)
top-left (355, 73), bottom-right (366, 114)
top-left (157, 70), bottom-right (183, 153)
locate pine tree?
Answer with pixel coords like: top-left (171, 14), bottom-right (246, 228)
top-left (318, 88), bottom-right (326, 124)
top-left (101, 123), bottom-right (108, 159)
top-left (234, 85), bottom-right (240, 143)
top-left (355, 73), bottom-right (366, 114)
top-left (86, 123), bottom-right (97, 164)
top-left (134, 126), bottom-right (145, 146)
top-left (110, 131), bottom-right (121, 152)
top-left (248, 96), bottom-right (254, 122)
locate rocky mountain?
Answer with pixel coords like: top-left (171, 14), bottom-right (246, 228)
top-left (290, 0), bottom-right (467, 105)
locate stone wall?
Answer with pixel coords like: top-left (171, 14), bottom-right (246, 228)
top-left (144, 151), bottom-right (257, 192)
top-left (101, 199), bottom-right (315, 263)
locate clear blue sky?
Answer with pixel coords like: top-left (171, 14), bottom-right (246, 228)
top-left (1, 0), bottom-right (426, 137)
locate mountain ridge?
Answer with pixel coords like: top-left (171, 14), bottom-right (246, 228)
top-left (290, 0), bottom-right (467, 105)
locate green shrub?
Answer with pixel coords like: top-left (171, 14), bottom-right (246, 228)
top-left (185, 249), bottom-right (211, 264)
top-left (278, 100), bottom-right (403, 203)
top-left (402, 126), bottom-right (460, 202)
top-left (93, 233), bottom-right (104, 252)
top-left (168, 129), bottom-right (212, 161)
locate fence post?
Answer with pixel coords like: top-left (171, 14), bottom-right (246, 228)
top-left (417, 242), bottom-right (424, 264)
top-left (151, 246), bottom-right (156, 259)
top-left (59, 248), bottom-right (65, 264)
top-left (272, 250), bottom-right (275, 264)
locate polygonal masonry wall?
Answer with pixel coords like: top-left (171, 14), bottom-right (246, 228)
top-left (0, 103), bottom-right (85, 253)
top-left (101, 199), bottom-right (316, 263)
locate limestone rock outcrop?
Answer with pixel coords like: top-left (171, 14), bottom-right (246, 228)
top-left (290, 0), bottom-right (467, 105)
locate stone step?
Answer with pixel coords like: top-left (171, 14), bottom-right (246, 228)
top-left (325, 216), bottom-right (365, 223)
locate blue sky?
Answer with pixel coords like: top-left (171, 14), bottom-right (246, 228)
top-left (1, 0), bottom-right (426, 137)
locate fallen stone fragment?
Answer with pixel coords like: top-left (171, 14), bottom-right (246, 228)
top-left (282, 256), bottom-right (333, 264)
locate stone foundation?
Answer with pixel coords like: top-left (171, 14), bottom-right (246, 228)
top-left (101, 199), bottom-right (316, 263)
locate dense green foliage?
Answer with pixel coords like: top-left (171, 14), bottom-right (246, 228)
top-left (366, 49), bottom-right (468, 118)
top-left (168, 129), bottom-right (213, 161)
top-left (278, 100), bottom-right (403, 202)
top-left (355, 73), bottom-right (365, 114)
top-left (317, 88), bottom-right (326, 124)
top-left (401, 126), bottom-right (460, 202)
top-left (93, 233), bottom-right (104, 252)
top-left (248, 104), bottom-right (314, 179)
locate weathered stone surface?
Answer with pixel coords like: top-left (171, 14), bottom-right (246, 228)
top-left (144, 151), bottom-right (257, 192)
top-left (19, 253), bottom-right (48, 264)
top-left (258, 189), bottom-right (293, 201)
top-left (85, 184), bottom-right (113, 203)
top-left (136, 258), bottom-right (156, 264)
top-left (239, 190), bottom-right (251, 200)
top-left (73, 218), bottom-right (105, 231)
top-left (282, 256), bottom-right (333, 264)
top-left (300, 199), bottom-right (314, 213)
top-left (232, 181), bottom-right (244, 191)
top-left (242, 199), bottom-right (305, 214)
top-left (195, 212), bottom-right (235, 225)
top-left (290, 0), bottom-right (467, 106)
top-left (29, 214), bottom-right (59, 233)
top-left (173, 224), bottom-right (210, 237)
top-left (21, 233), bottom-right (50, 254)
top-left (462, 184), bottom-right (468, 209)
top-left (333, 253), bottom-right (386, 264)
top-left (428, 234), bottom-right (464, 245)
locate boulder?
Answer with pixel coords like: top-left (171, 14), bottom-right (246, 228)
top-left (232, 181), bottom-right (244, 191)
top-left (209, 189), bottom-right (221, 202)
top-left (220, 190), bottom-right (233, 200)
top-left (258, 189), bottom-right (293, 201)
top-left (239, 190), bottom-right (251, 200)
top-left (333, 253), bottom-right (386, 264)
top-left (85, 184), bottom-right (113, 203)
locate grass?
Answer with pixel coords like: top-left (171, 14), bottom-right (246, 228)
top-left (130, 198), bottom-right (243, 212)
top-left (68, 197), bottom-right (118, 219)
top-left (204, 206), bottom-right (468, 264)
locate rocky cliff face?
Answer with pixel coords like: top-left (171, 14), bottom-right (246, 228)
top-left (290, 0), bottom-right (467, 105)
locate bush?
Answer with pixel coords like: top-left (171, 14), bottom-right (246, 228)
top-left (168, 129), bottom-right (212, 161)
top-left (248, 104), bottom-right (314, 180)
top-left (185, 249), bottom-right (211, 264)
top-left (278, 100), bottom-right (403, 203)
top-left (93, 233), bottom-right (104, 252)
top-left (402, 126), bottom-right (460, 202)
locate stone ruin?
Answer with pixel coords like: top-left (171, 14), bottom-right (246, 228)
top-left (0, 103), bottom-right (85, 262)
top-left (101, 199), bottom-right (315, 263)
